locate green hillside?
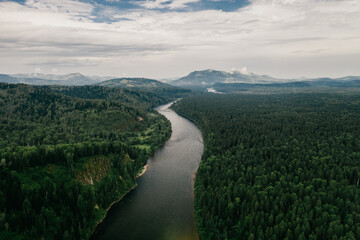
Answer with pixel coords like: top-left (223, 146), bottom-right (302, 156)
top-left (94, 78), bottom-right (191, 98)
top-left (0, 83), bottom-right (171, 240)
top-left (48, 85), bottom-right (170, 109)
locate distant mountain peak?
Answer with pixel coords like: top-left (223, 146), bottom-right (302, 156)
top-left (66, 73), bottom-right (85, 77)
top-left (1, 72), bottom-right (111, 86)
top-left (94, 77), bottom-right (174, 90)
top-left (172, 69), bottom-right (278, 87)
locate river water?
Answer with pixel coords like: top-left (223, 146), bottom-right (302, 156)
top-left (91, 102), bottom-right (204, 240)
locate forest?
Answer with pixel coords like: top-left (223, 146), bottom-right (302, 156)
top-left (48, 84), bottom-right (188, 109)
top-left (0, 83), bottom-right (173, 239)
top-left (172, 93), bottom-right (360, 240)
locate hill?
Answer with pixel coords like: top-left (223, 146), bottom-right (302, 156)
top-left (94, 77), bottom-right (191, 98)
top-left (0, 74), bottom-right (20, 83)
top-left (172, 69), bottom-right (360, 92)
top-left (0, 73), bottom-right (106, 86)
top-left (48, 85), bottom-right (171, 109)
top-left (95, 77), bottom-right (165, 88)
top-left (0, 83), bottom-right (172, 240)
top-left (172, 69), bottom-right (279, 88)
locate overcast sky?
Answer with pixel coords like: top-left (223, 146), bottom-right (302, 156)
top-left (0, 0), bottom-right (359, 79)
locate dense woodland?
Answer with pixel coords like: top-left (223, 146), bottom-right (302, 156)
top-left (49, 85), bottom-right (182, 109)
top-left (173, 93), bottom-right (360, 240)
top-left (0, 83), bottom-right (172, 239)
top-left (93, 77), bottom-right (191, 99)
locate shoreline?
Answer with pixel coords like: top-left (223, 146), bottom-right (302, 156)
top-left (192, 170), bottom-right (201, 240)
top-left (90, 183), bottom-right (137, 237)
top-left (91, 161), bottom-right (151, 237)
top-left (191, 171), bottom-right (197, 198)
top-left (90, 135), bottom-right (165, 238)
top-left (136, 164), bottom-right (149, 178)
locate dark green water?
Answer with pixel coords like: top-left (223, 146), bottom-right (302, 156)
top-left (91, 102), bottom-right (204, 240)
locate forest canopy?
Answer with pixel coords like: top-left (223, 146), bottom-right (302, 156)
top-left (173, 93), bottom-right (360, 240)
top-left (0, 83), bottom-right (172, 240)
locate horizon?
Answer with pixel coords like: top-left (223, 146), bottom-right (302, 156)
top-left (1, 0), bottom-right (360, 79)
top-left (2, 68), bottom-right (360, 81)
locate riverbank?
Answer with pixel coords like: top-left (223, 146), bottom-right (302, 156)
top-left (170, 108), bottom-right (205, 138)
top-left (90, 183), bottom-right (137, 237)
top-left (91, 160), bottom-right (151, 237)
top-left (137, 164), bottom-right (149, 178)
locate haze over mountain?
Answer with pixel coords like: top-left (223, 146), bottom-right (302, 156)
top-left (95, 77), bottom-right (191, 98)
top-left (0, 73), bottom-right (113, 86)
top-left (95, 78), bottom-right (173, 89)
top-left (171, 69), bottom-right (360, 90)
top-left (1, 69), bottom-right (360, 92)
top-left (171, 69), bottom-right (283, 87)
top-left (0, 74), bottom-right (19, 84)
top-left (13, 73), bottom-right (113, 83)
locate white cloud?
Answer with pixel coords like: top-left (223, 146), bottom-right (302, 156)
top-left (25, 0), bottom-right (93, 15)
top-left (0, 0), bottom-right (360, 78)
top-left (232, 67), bottom-right (249, 75)
top-left (134, 0), bottom-right (200, 9)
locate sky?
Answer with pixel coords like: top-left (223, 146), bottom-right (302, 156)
top-left (0, 0), bottom-right (360, 79)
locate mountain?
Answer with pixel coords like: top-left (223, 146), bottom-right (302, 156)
top-left (95, 77), bottom-right (173, 89)
top-left (0, 74), bottom-right (20, 83)
top-left (305, 77), bottom-right (360, 87)
top-left (172, 69), bottom-right (360, 92)
top-left (172, 69), bottom-right (281, 88)
top-left (1, 73), bottom-right (109, 85)
top-left (49, 85), bottom-right (171, 109)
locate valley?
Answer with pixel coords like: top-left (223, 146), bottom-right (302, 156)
top-left (1, 0), bottom-right (359, 239)
top-left (0, 70), bottom-right (360, 240)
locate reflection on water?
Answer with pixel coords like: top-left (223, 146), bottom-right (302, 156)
top-left (91, 102), bottom-right (204, 240)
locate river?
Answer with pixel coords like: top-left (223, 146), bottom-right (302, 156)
top-left (91, 102), bottom-right (204, 240)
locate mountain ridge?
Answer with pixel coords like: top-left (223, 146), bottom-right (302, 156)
top-left (0, 73), bottom-right (112, 86)
top-left (94, 77), bottom-right (172, 89)
top-left (171, 69), bottom-right (283, 87)
top-left (171, 69), bottom-right (360, 90)
top-left (2, 70), bottom-right (360, 90)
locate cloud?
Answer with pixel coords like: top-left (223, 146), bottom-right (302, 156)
top-left (25, 0), bottom-right (93, 16)
top-left (231, 67), bottom-right (250, 75)
top-left (240, 67), bottom-right (249, 75)
top-left (0, 0), bottom-right (360, 78)
top-left (133, 0), bottom-right (200, 10)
